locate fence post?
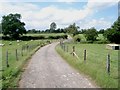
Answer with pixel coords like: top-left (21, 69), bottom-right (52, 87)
top-left (67, 46), bottom-right (68, 52)
top-left (16, 49), bottom-right (18, 61)
top-left (84, 49), bottom-right (86, 63)
top-left (62, 43), bottom-right (63, 50)
top-left (60, 41), bottom-right (62, 46)
top-left (6, 50), bottom-right (9, 67)
top-left (63, 44), bottom-right (65, 52)
top-left (21, 47), bottom-right (23, 56)
top-left (27, 45), bottom-right (29, 51)
top-left (73, 46), bottom-right (75, 56)
top-left (107, 54), bottom-right (110, 75)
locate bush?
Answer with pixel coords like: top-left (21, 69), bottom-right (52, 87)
top-left (84, 28), bottom-right (98, 41)
top-left (2, 34), bottom-right (68, 40)
top-left (48, 35), bottom-right (68, 39)
top-left (73, 35), bottom-right (81, 42)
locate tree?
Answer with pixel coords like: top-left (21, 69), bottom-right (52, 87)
top-left (103, 16), bottom-right (120, 43)
top-left (81, 29), bottom-right (87, 34)
top-left (84, 27), bottom-right (98, 41)
top-left (2, 13), bottom-right (26, 39)
top-left (98, 29), bottom-right (104, 34)
top-left (50, 22), bottom-right (57, 33)
top-left (0, 24), bottom-right (2, 34)
top-left (65, 23), bottom-right (79, 36)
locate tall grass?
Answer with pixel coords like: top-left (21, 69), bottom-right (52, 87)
top-left (56, 43), bottom-right (118, 88)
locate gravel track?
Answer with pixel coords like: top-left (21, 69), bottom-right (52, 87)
top-left (19, 42), bottom-right (98, 88)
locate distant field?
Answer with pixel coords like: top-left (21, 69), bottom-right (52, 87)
top-left (56, 43), bottom-right (118, 88)
top-left (0, 33), bottom-right (65, 37)
top-left (25, 33), bottom-right (65, 36)
top-left (1, 33), bottom-right (104, 40)
top-left (77, 34), bottom-right (105, 41)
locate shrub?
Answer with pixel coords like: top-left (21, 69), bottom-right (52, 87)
top-left (84, 28), bottom-right (98, 41)
top-left (73, 35), bottom-right (81, 42)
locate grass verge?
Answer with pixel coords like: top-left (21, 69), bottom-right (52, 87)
top-left (56, 43), bottom-right (118, 89)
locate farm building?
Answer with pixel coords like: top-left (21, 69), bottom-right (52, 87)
top-left (106, 44), bottom-right (120, 50)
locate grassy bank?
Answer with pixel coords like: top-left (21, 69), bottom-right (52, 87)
top-left (56, 43), bottom-right (118, 88)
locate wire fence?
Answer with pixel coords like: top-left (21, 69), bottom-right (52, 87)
top-left (60, 41), bottom-right (116, 75)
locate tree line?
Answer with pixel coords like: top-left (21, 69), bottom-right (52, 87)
top-left (1, 13), bottom-right (120, 43)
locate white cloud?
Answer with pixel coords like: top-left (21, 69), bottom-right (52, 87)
top-left (80, 18), bottom-right (112, 30)
top-left (0, 0), bottom-right (86, 2)
top-left (0, 2), bottom-right (93, 30)
top-left (0, 0), bottom-right (119, 2)
top-left (86, 0), bottom-right (118, 11)
top-left (0, 1), bottom-right (117, 30)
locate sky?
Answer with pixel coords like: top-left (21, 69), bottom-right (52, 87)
top-left (0, 0), bottom-right (119, 31)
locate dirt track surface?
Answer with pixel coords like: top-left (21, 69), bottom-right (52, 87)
top-left (19, 42), bottom-right (97, 88)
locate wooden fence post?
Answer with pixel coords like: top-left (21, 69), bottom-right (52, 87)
top-left (64, 44), bottom-right (65, 52)
top-left (6, 50), bottom-right (9, 67)
top-left (62, 43), bottom-right (63, 50)
top-left (67, 46), bottom-right (68, 52)
top-left (21, 47), bottom-right (23, 56)
top-left (16, 49), bottom-right (18, 61)
top-left (73, 46), bottom-right (75, 56)
top-left (60, 41), bottom-right (62, 46)
top-left (84, 49), bottom-right (86, 63)
top-left (107, 54), bottom-right (110, 75)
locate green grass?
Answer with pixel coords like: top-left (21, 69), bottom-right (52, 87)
top-left (78, 34), bottom-right (105, 41)
top-left (56, 42), bottom-right (118, 88)
top-left (1, 40), bottom-right (50, 88)
top-left (24, 33), bottom-right (65, 38)
top-left (97, 34), bottom-right (105, 40)
top-left (0, 34), bottom-right (2, 36)
top-left (78, 34), bottom-right (86, 41)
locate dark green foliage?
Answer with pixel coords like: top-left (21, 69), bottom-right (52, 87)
top-left (50, 22), bottom-right (57, 33)
top-left (27, 29), bottom-right (41, 33)
top-left (48, 35), bottom-right (67, 39)
top-left (73, 35), bottom-right (81, 42)
top-left (0, 23), bottom-right (2, 34)
top-left (103, 16), bottom-right (120, 44)
top-left (2, 34), bottom-right (67, 40)
top-left (98, 29), bottom-right (104, 34)
top-left (84, 27), bottom-right (98, 41)
top-left (2, 13), bottom-right (26, 39)
top-left (64, 23), bottom-right (79, 36)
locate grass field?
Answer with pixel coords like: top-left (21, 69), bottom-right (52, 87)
top-left (0, 33), bottom-right (66, 37)
top-left (56, 42), bottom-right (118, 88)
top-left (77, 34), bottom-right (105, 41)
top-left (25, 33), bottom-right (65, 36)
top-left (1, 39), bottom-right (51, 88)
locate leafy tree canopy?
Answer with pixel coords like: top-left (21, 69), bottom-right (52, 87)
top-left (2, 13), bottom-right (26, 39)
top-left (84, 27), bottom-right (98, 41)
top-left (0, 24), bottom-right (2, 34)
top-left (103, 16), bottom-right (120, 43)
top-left (50, 22), bottom-right (57, 32)
top-left (65, 23), bottom-right (79, 36)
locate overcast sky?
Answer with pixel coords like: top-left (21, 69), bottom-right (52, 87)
top-left (0, 0), bottom-right (119, 30)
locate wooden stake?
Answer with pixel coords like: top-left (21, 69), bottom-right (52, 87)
top-left (107, 54), bottom-right (110, 75)
top-left (6, 50), bottom-right (9, 67)
top-left (84, 49), bottom-right (86, 63)
top-left (16, 49), bottom-right (18, 61)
